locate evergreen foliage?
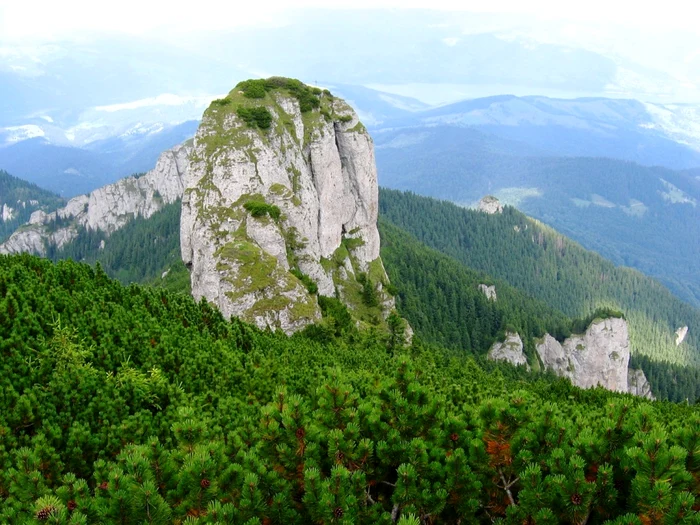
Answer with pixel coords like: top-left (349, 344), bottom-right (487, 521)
top-left (235, 77), bottom-right (323, 112)
top-left (41, 193), bottom-right (699, 401)
top-left (236, 106), bottom-right (273, 129)
top-left (243, 200), bottom-right (281, 220)
top-left (380, 221), bottom-right (571, 356)
top-left (0, 170), bottom-right (65, 243)
top-left (630, 354), bottom-right (700, 404)
top-left (374, 127), bottom-right (700, 307)
top-left (379, 189), bottom-right (700, 367)
top-left (46, 201), bottom-right (187, 292)
top-left (0, 254), bottom-right (699, 523)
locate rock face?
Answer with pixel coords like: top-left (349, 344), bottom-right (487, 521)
top-left (0, 142), bottom-right (191, 256)
top-left (488, 332), bottom-right (529, 370)
top-left (479, 284), bottom-right (497, 301)
top-left (1, 204), bottom-right (14, 222)
top-left (181, 78), bottom-right (395, 334)
top-left (676, 326), bottom-right (689, 346)
top-left (477, 195), bottom-right (503, 214)
top-left (536, 318), bottom-right (630, 393)
top-left (627, 369), bottom-right (655, 400)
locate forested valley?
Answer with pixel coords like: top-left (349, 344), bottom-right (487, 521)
top-left (379, 189), bottom-right (700, 367)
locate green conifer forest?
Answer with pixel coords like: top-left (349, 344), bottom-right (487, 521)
top-left (1, 254), bottom-right (699, 523)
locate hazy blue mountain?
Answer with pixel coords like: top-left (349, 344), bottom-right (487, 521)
top-left (375, 127), bottom-right (700, 306)
top-left (85, 120), bottom-right (199, 177)
top-left (322, 83), bottom-right (428, 126)
top-left (0, 37), bottom-right (244, 125)
top-left (0, 139), bottom-right (111, 196)
top-left (1, 10), bottom-right (688, 132)
top-left (377, 95), bottom-right (700, 169)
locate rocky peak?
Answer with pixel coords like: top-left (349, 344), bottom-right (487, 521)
top-left (479, 284), bottom-right (497, 301)
top-left (536, 317), bottom-right (630, 393)
top-left (477, 195), bottom-right (503, 214)
top-left (627, 369), bottom-right (655, 400)
top-left (1, 203), bottom-right (14, 222)
top-left (487, 332), bottom-right (529, 370)
top-left (676, 325), bottom-right (689, 346)
top-left (180, 78), bottom-right (395, 334)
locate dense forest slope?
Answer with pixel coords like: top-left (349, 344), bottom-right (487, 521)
top-left (375, 128), bottom-right (700, 307)
top-left (47, 200), bottom-right (189, 293)
top-left (41, 195), bottom-right (700, 402)
top-left (0, 170), bottom-right (65, 243)
top-left (1, 254), bottom-right (699, 523)
top-left (379, 189), bottom-right (700, 367)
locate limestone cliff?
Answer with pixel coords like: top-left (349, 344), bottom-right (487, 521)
top-left (181, 78), bottom-right (395, 333)
top-left (477, 195), bottom-right (503, 214)
top-left (536, 317), bottom-right (630, 393)
top-left (627, 369), bottom-right (655, 400)
top-left (676, 326), bottom-right (689, 346)
top-left (0, 142), bottom-right (191, 256)
top-left (2, 203), bottom-right (14, 222)
top-left (487, 332), bottom-right (529, 370)
top-left (479, 284), bottom-right (497, 301)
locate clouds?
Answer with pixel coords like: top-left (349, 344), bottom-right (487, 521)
top-left (2, 0), bottom-right (699, 43)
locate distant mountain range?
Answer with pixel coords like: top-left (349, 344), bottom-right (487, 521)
top-left (372, 99), bottom-right (700, 306)
top-left (3, 71), bottom-right (700, 309)
top-left (374, 95), bottom-right (700, 169)
top-left (0, 121), bottom-right (198, 196)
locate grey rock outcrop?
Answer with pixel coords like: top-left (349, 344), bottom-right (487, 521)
top-left (0, 142), bottom-right (191, 256)
top-left (488, 332), bottom-right (529, 370)
top-left (676, 325), bottom-right (689, 346)
top-left (477, 195), bottom-right (503, 214)
top-left (479, 284), bottom-right (497, 301)
top-left (181, 79), bottom-right (395, 334)
top-left (627, 369), bottom-right (655, 400)
top-left (536, 318), bottom-right (630, 393)
top-left (1, 203), bottom-right (14, 222)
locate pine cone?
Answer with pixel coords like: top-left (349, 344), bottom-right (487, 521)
top-left (98, 481), bottom-right (109, 491)
top-left (201, 478), bottom-right (211, 489)
top-left (67, 500), bottom-right (77, 511)
top-left (571, 493), bottom-right (583, 505)
top-left (334, 506), bottom-right (344, 519)
top-left (450, 433), bottom-right (459, 442)
top-left (36, 506), bottom-right (55, 520)
top-left (295, 427), bottom-right (305, 439)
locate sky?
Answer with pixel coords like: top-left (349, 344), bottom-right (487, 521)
top-left (2, 0), bottom-right (699, 79)
top-left (2, 0), bottom-right (700, 106)
top-left (2, 0), bottom-right (700, 39)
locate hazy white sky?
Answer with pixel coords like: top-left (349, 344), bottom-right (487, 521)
top-left (2, 0), bottom-right (699, 102)
top-left (2, 0), bottom-right (700, 40)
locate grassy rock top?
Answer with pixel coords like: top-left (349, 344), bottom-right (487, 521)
top-left (199, 77), bottom-right (360, 154)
